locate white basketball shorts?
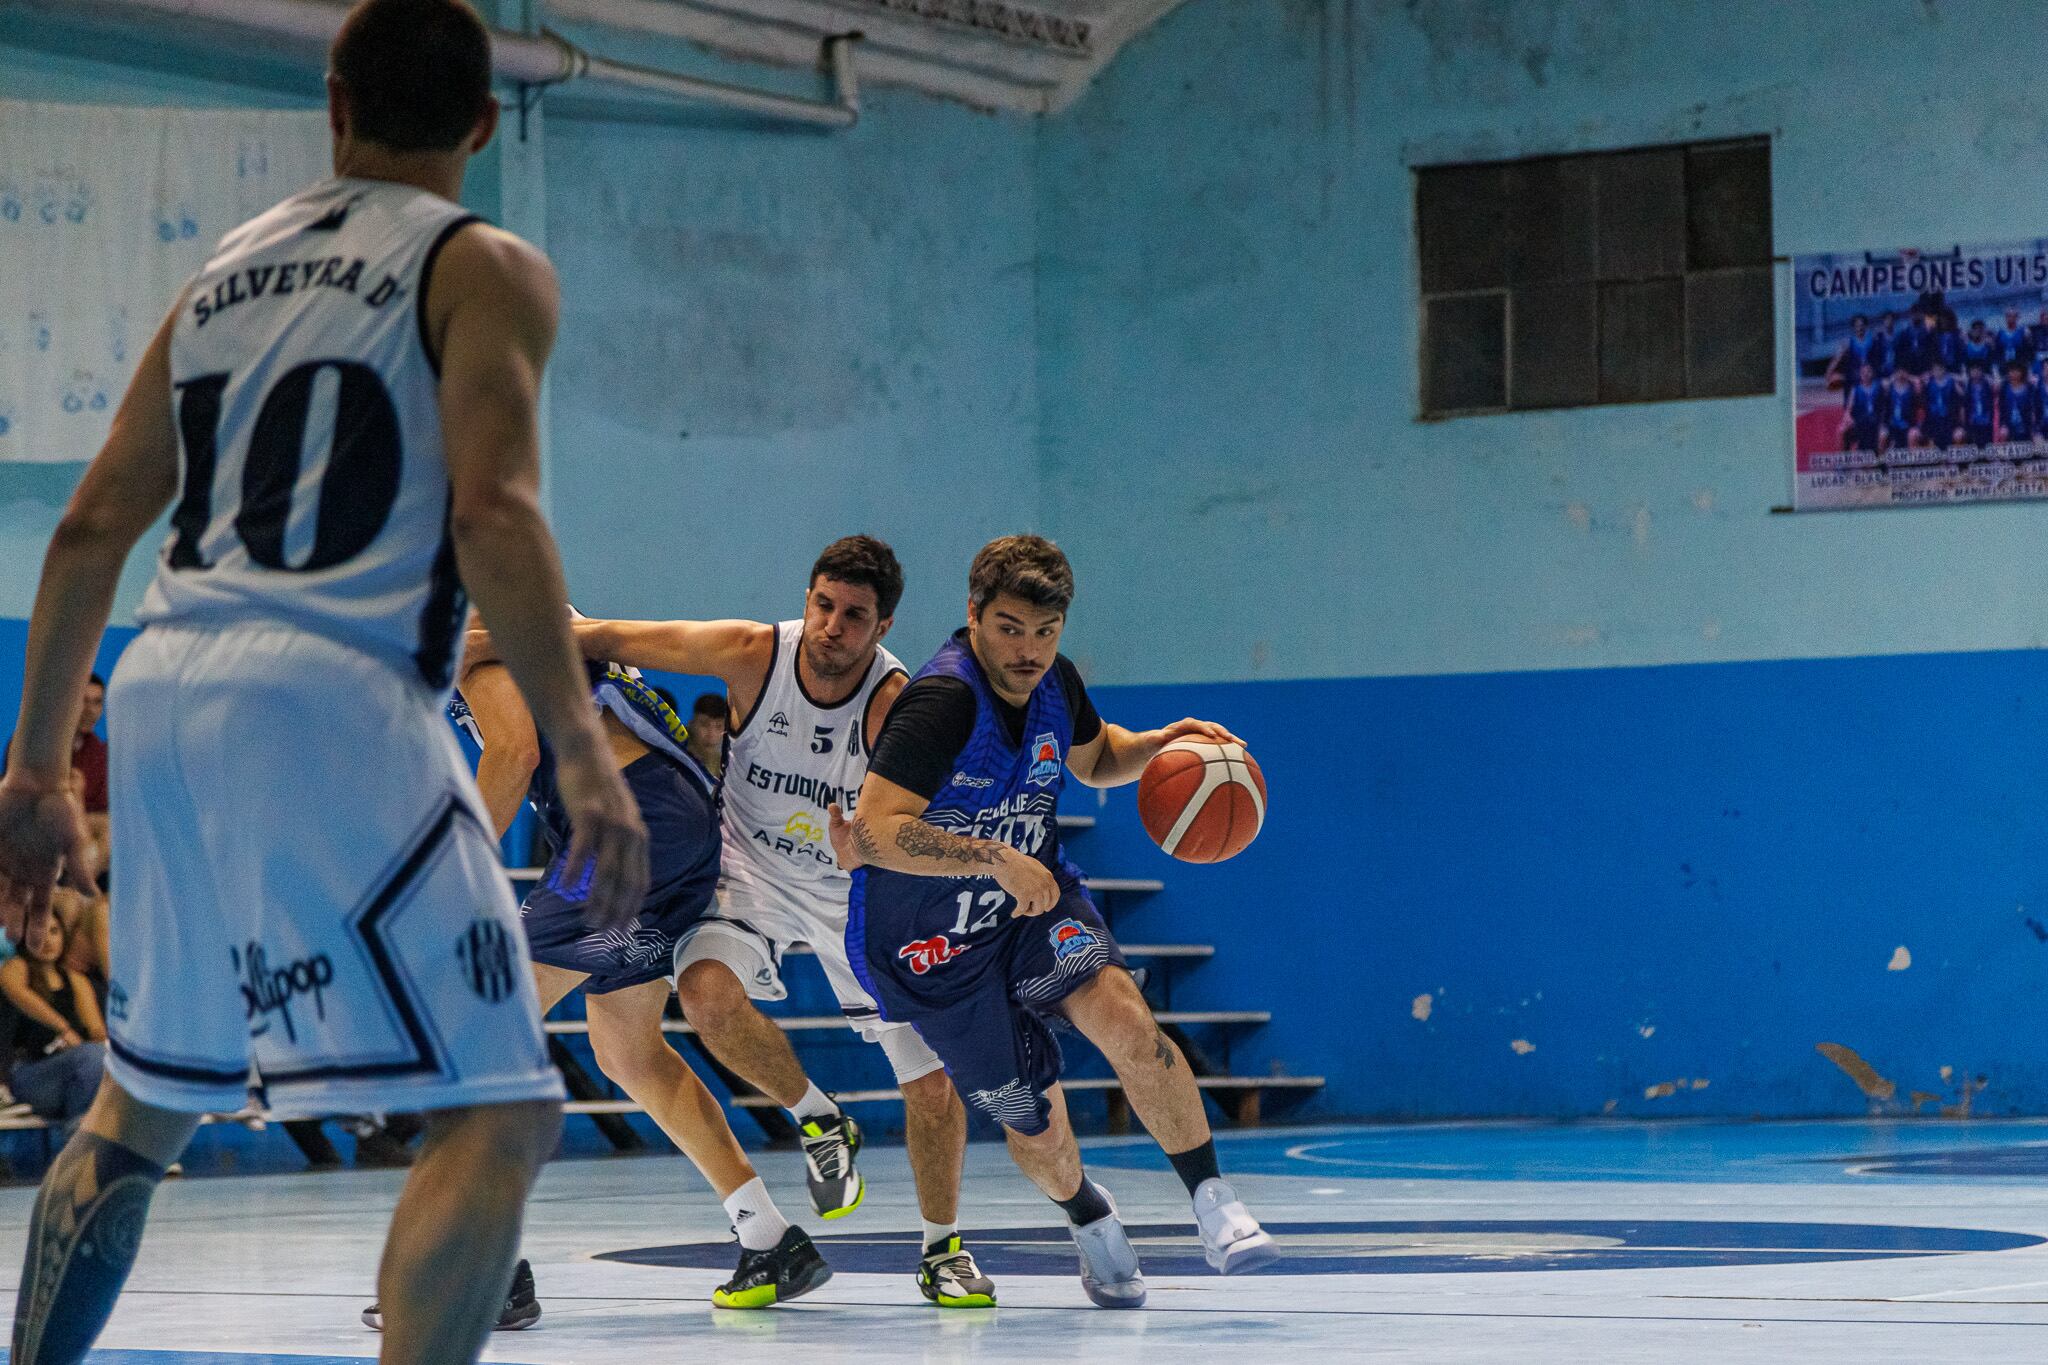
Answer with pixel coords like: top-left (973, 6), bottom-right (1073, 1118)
top-left (102, 623), bottom-right (565, 1119)
top-left (676, 854), bottom-right (944, 1084)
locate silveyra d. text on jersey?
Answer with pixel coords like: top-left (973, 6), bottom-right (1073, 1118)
top-left (191, 257), bottom-right (406, 328)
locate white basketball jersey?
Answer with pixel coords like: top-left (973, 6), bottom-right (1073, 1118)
top-left (722, 620), bottom-right (905, 885)
top-left (139, 176), bottom-right (483, 688)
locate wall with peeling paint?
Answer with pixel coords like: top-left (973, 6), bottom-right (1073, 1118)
top-left (1036, 0), bottom-right (2048, 687)
top-left (536, 21), bottom-right (1044, 651)
top-left (1079, 652), bottom-right (2048, 1119)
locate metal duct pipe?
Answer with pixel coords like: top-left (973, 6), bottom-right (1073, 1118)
top-left (2, 0), bottom-right (859, 128)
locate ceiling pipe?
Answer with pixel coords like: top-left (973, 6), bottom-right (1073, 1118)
top-left (2, 0), bottom-right (860, 128)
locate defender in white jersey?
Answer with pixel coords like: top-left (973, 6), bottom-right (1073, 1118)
top-left (0, 6), bottom-right (647, 1364)
top-left (563, 536), bottom-right (997, 1307)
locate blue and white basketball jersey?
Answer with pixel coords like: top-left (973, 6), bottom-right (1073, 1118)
top-left (864, 630), bottom-right (1083, 891)
top-left (141, 176), bottom-right (484, 688)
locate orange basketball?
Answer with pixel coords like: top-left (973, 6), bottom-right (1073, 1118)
top-left (1137, 739), bottom-right (1267, 863)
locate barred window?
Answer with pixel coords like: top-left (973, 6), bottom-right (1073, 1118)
top-left (1418, 137), bottom-right (1774, 417)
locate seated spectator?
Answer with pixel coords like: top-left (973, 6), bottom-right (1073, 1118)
top-left (52, 882), bottom-right (110, 1002)
top-left (688, 692), bottom-right (728, 779)
top-left (0, 917), bottom-right (106, 1136)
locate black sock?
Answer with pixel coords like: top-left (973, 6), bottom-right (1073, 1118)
top-left (14, 1131), bottom-right (168, 1364)
top-left (1166, 1139), bottom-right (1221, 1197)
top-left (1053, 1174), bottom-right (1112, 1226)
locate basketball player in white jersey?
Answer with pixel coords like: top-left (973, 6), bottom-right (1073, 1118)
top-left (0, 5), bottom-right (648, 1363)
top-left (558, 536), bottom-right (997, 1306)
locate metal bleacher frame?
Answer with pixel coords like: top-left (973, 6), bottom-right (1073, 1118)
top-left (537, 811), bottom-right (1323, 1143)
top-left (0, 813), bottom-right (1321, 1162)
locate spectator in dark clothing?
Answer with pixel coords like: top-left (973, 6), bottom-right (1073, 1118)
top-left (73, 673), bottom-right (107, 815)
top-left (0, 917), bottom-right (106, 1137)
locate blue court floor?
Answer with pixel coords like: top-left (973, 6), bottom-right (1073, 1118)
top-left (13, 1119), bottom-right (2048, 1362)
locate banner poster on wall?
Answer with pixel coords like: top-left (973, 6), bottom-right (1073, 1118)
top-left (1792, 239), bottom-right (2048, 509)
top-left (0, 100), bottom-right (328, 463)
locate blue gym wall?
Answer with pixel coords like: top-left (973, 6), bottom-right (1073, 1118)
top-left (1029, 0), bottom-right (2048, 1121)
top-left (2, 0), bottom-right (2047, 1132)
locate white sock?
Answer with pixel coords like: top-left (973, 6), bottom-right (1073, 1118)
top-left (922, 1219), bottom-right (959, 1252)
top-left (722, 1177), bottom-right (790, 1252)
top-left (788, 1082), bottom-right (840, 1126)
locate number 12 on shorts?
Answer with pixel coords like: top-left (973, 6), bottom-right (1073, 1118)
top-left (952, 889), bottom-right (1006, 934)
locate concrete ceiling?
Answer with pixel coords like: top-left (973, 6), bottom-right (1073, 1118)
top-left (546, 0), bottom-right (1187, 115)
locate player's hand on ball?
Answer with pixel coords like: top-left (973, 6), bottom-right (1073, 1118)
top-left (995, 848), bottom-right (1061, 918)
top-left (826, 803), bottom-right (863, 871)
top-left (0, 774), bottom-right (95, 957)
top-left (1152, 717), bottom-right (1243, 749)
top-left (554, 751), bottom-right (651, 932)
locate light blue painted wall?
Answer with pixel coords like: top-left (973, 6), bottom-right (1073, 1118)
top-left (537, 20), bottom-right (1041, 650)
top-left (1037, 0), bottom-right (2048, 687)
top-left (0, 14), bottom-right (326, 625)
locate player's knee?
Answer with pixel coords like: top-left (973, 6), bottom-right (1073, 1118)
top-left (899, 1069), bottom-right (956, 1118)
top-left (590, 1026), bottom-right (671, 1093)
top-left (432, 1098), bottom-right (561, 1177)
top-left (675, 960), bottom-right (748, 1032)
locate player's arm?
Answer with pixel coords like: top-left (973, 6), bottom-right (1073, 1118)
top-left (863, 671), bottom-right (908, 752)
top-left (574, 618), bottom-right (770, 682)
top-left (831, 773), bottom-right (1060, 918)
top-left (466, 616), bottom-right (770, 683)
top-left (455, 661), bottom-right (541, 839)
top-left (68, 966), bottom-right (106, 1042)
top-left (0, 303), bottom-right (182, 950)
top-left (827, 678), bottom-right (1059, 916)
top-left (1043, 657), bottom-right (1244, 788)
top-left (432, 225), bottom-right (646, 927)
top-left (0, 957), bottom-right (81, 1045)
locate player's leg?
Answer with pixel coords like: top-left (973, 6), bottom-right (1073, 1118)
top-left (532, 959), bottom-right (587, 1013)
top-left (21, 630), bottom-right (235, 1365)
top-left (673, 908), bottom-right (865, 1218)
top-left (584, 977), bottom-right (829, 1308)
top-left (373, 1099), bottom-right (559, 1365)
top-left (894, 1039), bottom-right (992, 1307)
top-left (10, 1077), bottom-right (198, 1364)
top-left (365, 959), bottom-right (583, 1335)
top-left (191, 629), bottom-right (567, 1355)
top-left (998, 1082), bottom-right (1146, 1309)
top-left (824, 903), bottom-right (991, 1306)
top-left (1059, 965), bottom-right (1277, 1274)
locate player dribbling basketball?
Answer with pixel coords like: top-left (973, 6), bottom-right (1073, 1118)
top-left (831, 535), bottom-right (1277, 1309)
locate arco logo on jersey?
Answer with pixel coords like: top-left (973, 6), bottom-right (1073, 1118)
top-left (1027, 732), bottom-right (1062, 787)
top-left (750, 809), bottom-right (836, 868)
top-left (898, 934), bottom-right (971, 976)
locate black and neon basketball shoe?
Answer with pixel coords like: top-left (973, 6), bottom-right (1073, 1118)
top-left (712, 1226), bottom-right (833, 1309)
top-left (362, 1257), bottom-right (540, 1331)
top-left (917, 1235), bottom-right (996, 1308)
top-left (800, 1111), bottom-right (865, 1219)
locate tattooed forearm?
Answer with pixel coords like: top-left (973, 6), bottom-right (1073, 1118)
top-left (847, 815), bottom-right (882, 864)
top-left (893, 819), bottom-right (1007, 867)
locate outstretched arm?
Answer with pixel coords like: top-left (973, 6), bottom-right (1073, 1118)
top-left (1067, 717), bottom-right (1245, 789)
top-left (455, 661), bottom-right (541, 840)
top-left (434, 225), bottom-right (646, 927)
top-left (0, 303), bottom-right (181, 951)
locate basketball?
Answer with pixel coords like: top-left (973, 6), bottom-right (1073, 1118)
top-left (1137, 739), bottom-right (1268, 863)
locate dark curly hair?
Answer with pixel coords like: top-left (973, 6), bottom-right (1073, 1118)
top-left (810, 535), bottom-right (904, 619)
top-left (968, 535), bottom-right (1073, 615)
